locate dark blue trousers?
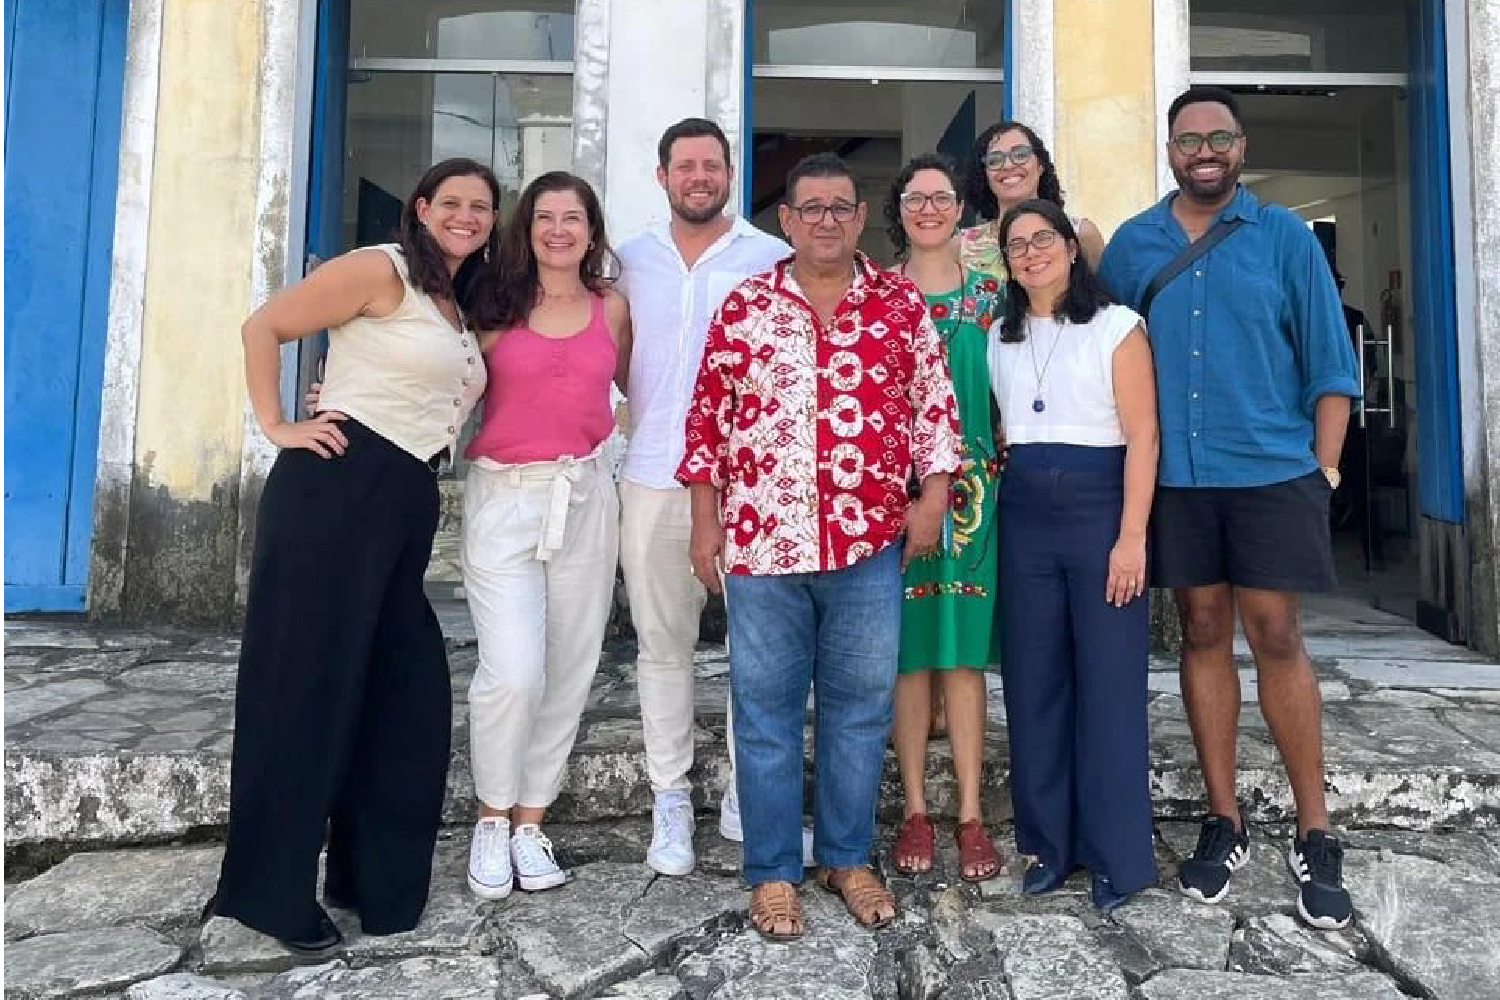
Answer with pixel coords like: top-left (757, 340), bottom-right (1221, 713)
top-left (999, 444), bottom-right (1156, 893)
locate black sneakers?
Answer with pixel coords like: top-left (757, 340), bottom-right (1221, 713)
top-left (1288, 829), bottom-right (1354, 929)
top-left (1177, 813), bottom-right (1251, 904)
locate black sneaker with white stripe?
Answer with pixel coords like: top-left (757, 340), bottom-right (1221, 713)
top-left (1177, 813), bottom-right (1250, 904)
top-left (1288, 829), bottom-right (1353, 929)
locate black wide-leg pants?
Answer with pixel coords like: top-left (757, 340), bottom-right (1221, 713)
top-left (215, 420), bottom-right (450, 939)
top-left (998, 443), bottom-right (1156, 894)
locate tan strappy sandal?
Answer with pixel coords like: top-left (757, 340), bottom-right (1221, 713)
top-left (818, 866), bottom-right (897, 930)
top-left (748, 880), bottom-right (804, 941)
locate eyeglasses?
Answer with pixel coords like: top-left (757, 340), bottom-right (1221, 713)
top-left (1171, 130), bottom-right (1243, 155)
top-left (1002, 228), bottom-right (1061, 259)
top-left (898, 190), bottom-right (958, 213)
top-left (983, 145), bottom-right (1034, 170)
top-left (787, 201), bottom-right (859, 225)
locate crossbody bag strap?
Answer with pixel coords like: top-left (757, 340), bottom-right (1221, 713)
top-left (1138, 217), bottom-right (1245, 319)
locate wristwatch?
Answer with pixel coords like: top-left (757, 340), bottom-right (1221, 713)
top-left (1320, 466), bottom-right (1342, 490)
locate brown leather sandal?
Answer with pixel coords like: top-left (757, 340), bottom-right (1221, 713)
top-left (818, 866), bottom-right (897, 929)
top-left (955, 819), bottom-right (1003, 883)
top-left (892, 813), bottom-right (936, 874)
top-left (748, 881), bottom-right (804, 941)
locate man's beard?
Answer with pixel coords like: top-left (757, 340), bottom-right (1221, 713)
top-left (1173, 158), bottom-right (1242, 202)
top-left (671, 187), bottom-right (730, 224)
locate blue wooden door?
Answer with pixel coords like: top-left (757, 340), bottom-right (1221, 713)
top-left (4, 0), bottom-right (129, 611)
top-left (1406, 0), bottom-right (1463, 525)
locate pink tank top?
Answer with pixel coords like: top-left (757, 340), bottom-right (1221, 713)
top-left (465, 293), bottom-right (618, 465)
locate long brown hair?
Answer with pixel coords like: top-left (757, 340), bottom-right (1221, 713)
top-left (470, 171), bottom-right (618, 331)
top-left (397, 157), bottom-right (502, 311)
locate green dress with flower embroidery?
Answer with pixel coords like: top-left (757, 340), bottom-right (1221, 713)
top-left (898, 268), bottom-right (1003, 673)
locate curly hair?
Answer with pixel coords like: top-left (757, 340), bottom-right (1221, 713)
top-left (883, 153), bottom-right (963, 261)
top-left (397, 157), bottom-right (503, 314)
top-left (468, 171), bottom-right (620, 332)
top-left (964, 121), bottom-right (1065, 223)
top-left (995, 200), bottom-right (1111, 343)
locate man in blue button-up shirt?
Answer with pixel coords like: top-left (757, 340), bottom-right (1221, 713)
top-left (1099, 86), bottom-right (1359, 932)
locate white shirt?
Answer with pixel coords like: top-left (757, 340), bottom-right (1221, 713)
top-left (617, 216), bottom-right (789, 489)
top-left (988, 303), bottom-right (1142, 448)
top-left (317, 244), bottom-right (486, 461)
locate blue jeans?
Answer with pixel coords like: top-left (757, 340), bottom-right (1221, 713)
top-left (725, 543), bottom-right (902, 885)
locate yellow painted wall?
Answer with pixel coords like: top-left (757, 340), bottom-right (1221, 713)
top-left (134, 0), bottom-right (261, 496)
top-left (1052, 0), bottom-right (1158, 237)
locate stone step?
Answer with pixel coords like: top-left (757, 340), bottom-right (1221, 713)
top-left (5, 821), bottom-right (1500, 1000)
top-left (6, 612), bottom-right (1500, 852)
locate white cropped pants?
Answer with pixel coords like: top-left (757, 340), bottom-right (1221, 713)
top-left (463, 451), bottom-right (619, 810)
top-left (618, 481), bottom-right (709, 793)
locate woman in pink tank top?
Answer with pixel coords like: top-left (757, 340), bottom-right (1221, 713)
top-left (458, 172), bottom-right (632, 898)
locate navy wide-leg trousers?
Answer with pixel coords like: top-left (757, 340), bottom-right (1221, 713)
top-left (999, 443), bottom-right (1155, 893)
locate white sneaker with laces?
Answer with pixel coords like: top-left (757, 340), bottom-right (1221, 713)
top-left (467, 816), bottom-right (513, 900)
top-left (646, 792), bottom-right (696, 876)
top-left (511, 824), bottom-right (567, 892)
top-left (718, 785), bottom-right (816, 867)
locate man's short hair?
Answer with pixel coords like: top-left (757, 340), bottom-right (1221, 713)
top-left (1167, 86), bottom-right (1244, 132)
top-left (784, 152), bottom-right (857, 204)
top-left (657, 118), bottom-right (733, 170)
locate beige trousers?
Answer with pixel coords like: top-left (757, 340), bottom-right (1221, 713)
top-left (618, 480), bottom-right (709, 793)
top-left (464, 452), bottom-right (619, 810)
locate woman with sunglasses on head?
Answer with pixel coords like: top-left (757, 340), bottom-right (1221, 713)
top-left (988, 199), bottom-right (1158, 912)
top-left (459, 171), bottom-right (631, 901)
top-left (214, 158), bottom-right (500, 956)
top-left (880, 154), bottom-right (1004, 884)
top-left (960, 122), bottom-right (1105, 281)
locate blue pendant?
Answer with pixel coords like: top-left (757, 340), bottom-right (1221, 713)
top-left (1032, 398), bottom-right (1046, 413)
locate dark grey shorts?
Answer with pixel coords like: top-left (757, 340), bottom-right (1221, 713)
top-left (1150, 471), bottom-right (1336, 592)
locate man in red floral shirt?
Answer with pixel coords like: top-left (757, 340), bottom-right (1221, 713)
top-left (677, 153), bottom-right (962, 940)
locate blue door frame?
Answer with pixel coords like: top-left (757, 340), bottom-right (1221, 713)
top-left (1407, 0), bottom-right (1464, 525)
top-left (4, 0), bottom-right (129, 612)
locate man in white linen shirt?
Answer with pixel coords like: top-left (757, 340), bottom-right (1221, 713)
top-left (616, 118), bottom-right (795, 876)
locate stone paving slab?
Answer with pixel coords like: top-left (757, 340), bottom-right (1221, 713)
top-left (8, 606), bottom-right (1500, 850)
top-left (3, 925), bottom-right (182, 999)
top-left (8, 821), bottom-right (1498, 1000)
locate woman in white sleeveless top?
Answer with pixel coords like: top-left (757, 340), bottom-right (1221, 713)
top-left (986, 198), bottom-right (1159, 913)
top-left (213, 159), bottom-right (499, 956)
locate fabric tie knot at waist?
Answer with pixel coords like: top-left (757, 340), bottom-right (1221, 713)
top-left (472, 446), bottom-right (604, 561)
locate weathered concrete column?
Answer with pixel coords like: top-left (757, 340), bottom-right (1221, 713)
top-left (90, 0), bottom-right (307, 625)
top-left (572, 0), bottom-right (745, 240)
top-left (1051, 0), bottom-right (1159, 235)
top-left (1463, 0), bottom-right (1500, 655)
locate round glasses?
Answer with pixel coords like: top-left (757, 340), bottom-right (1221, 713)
top-left (1171, 130), bottom-right (1243, 155)
top-left (1002, 228), bottom-right (1060, 259)
top-left (788, 201), bottom-right (858, 225)
top-left (984, 145), bottom-right (1034, 170)
top-left (899, 190), bottom-right (958, 213)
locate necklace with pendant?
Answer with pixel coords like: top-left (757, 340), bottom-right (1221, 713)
top-left (1027, 318), bottom-right (1064, 412)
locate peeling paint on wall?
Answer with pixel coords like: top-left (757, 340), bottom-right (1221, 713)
top-left (1053, 0), bottom-right (1158, 237)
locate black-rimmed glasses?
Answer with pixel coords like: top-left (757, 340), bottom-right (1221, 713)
top-left (1171, 130), bottom-right (1243, 155)
top-left (983, 145), bottom-right (1034, 170)
top-left (788, 201), bottom-right (859, 224)
top-left (898, 190), bottom-right (958, 213)
top-left (1002, 228), bottom-right (1061, 259)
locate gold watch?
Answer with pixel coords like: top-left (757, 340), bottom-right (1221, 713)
top-left (1320, 466), bottom-right (1342, 490)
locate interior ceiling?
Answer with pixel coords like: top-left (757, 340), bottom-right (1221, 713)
top-left (1233, 86), bottom-right (1400, 129)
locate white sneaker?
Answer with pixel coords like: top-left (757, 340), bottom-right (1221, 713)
top-left (646, 792), bottom-right (696, 876)
top-left (511, 824), bottom-right (567, 892)
top-left (467, 816), bottom-right (513, 900)
top-left (718, 785), bottom-right (816, 867)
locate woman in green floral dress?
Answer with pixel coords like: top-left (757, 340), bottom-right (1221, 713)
top-left (883, 154), bottom-right (1004, 882)
top-left (958, 120), bottom-right (1105, 279)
